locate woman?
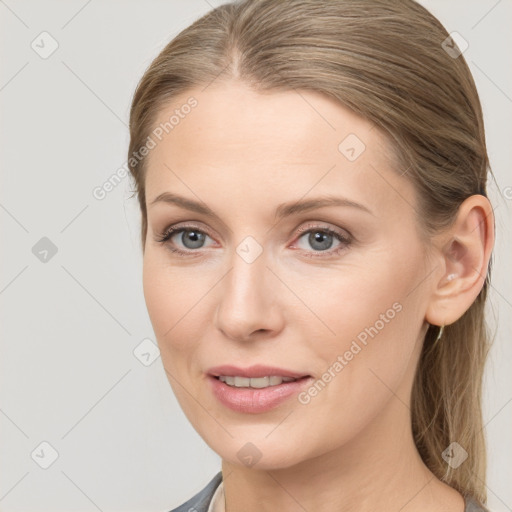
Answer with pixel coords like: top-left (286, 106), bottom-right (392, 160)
top-left (127, 1), bottom-right (495, 511)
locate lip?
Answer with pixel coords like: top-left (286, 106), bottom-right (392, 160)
top-left (207, 364), bottom-right (310, 379)
top-left (206, 365), bottom-right (313, 414)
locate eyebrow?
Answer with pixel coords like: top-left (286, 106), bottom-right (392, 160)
top-left (149, 192), bottom-right (374, 220)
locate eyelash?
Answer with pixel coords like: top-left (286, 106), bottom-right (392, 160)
top-left (155, 222), bottom-right (352, 259)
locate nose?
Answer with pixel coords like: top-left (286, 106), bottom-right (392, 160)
top-left (214, 247), bottom-right (284, 342)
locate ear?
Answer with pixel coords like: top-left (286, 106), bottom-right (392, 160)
top-left (425, 194), bottom-right (495, 327)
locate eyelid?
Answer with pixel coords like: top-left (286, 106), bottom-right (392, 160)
top-left (156, 221), bottom-right (216, 241)
top-left (293, 221), bottom-right (352, 241)
top-left (296, 222), bottom-right (347, 234)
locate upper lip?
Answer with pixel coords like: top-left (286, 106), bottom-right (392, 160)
top-left (208, 364), bottom-right (310, 379)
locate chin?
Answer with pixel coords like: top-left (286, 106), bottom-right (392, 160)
top-left (198, 428), bottom-right (317, 471)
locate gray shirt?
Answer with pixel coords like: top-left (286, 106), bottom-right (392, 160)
top-left (169, 471), bottom-right (488, 512)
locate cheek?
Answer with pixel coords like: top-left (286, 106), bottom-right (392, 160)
top-left (291, 241), bottom-right (426, 387)
top-left (142, 255), bottom-right (173, 338)
top-left (142, 253), bottom-right (194, 361)
top-left (142, 251), bottom-right (218, 374)
top-left (142, 255), bottom-right (204, 416)
top-left (143, 251), bottom-right (200, 335)
top-left (282, 269), bottom-right (424, 451)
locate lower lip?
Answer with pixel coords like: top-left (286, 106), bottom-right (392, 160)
top-left (208, 375), bottom-right (313, 413)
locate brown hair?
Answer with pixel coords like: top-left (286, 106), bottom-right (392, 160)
top-left (127, 0), bottom-right (494, 505)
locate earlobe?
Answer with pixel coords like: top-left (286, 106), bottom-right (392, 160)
top-left (425, 194), bottom-right (494, 327)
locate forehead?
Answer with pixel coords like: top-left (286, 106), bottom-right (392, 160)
top-left (144, 79), bottom-right (415, 223)
top-left (150, 79), bottom-right (389, 162)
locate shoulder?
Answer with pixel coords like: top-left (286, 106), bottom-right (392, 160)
top-left (464, 494), bottom-right (490, 512)
top-left (168, 471), bottom-right (223, 512)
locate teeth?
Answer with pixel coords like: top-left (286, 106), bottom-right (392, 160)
top-left (218, 375), bottom-right (298, 388)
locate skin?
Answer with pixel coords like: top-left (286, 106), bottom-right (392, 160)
top-left (142, 80), bottom-right (494, 512)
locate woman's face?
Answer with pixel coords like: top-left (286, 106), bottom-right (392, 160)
top-left (142, 80), bottom-right (435, 469)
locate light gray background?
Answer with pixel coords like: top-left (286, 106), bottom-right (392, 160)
top-left (1, 1), bottom-right (510, 511)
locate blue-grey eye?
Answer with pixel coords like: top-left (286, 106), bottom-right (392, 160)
top-left (180, 229), bottom-right (207, 249)
top-left (306, 231), bottom-right (334, 251)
